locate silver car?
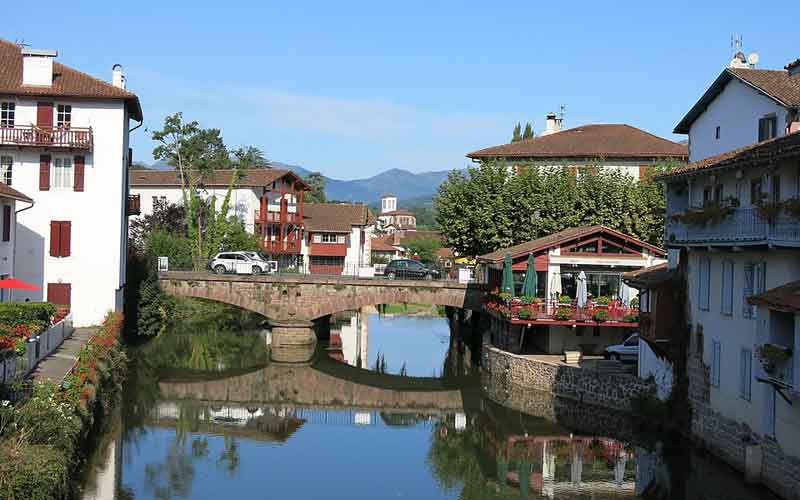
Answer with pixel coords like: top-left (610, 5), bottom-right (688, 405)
top-left (208, 252), bottom-right (267, 275)
top-left (604, 333), bottom-right (640, 362)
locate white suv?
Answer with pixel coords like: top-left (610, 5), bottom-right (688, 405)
top-left (209, 252), bottom-right (268, 275)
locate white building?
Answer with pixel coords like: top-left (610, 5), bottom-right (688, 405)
top-left (0, 183), bottom-right (34, 302)
top-left (377, 194), bottom-right (417, 233)
top-left (0, 39), bottom-right (142, 326)
top-left (674, 55), bottom-right (800, 162)
top-left (302, 203), bottom-right (375, 275)
top-left (661, 54), bottom-right (800, 498)
top-left (467, 115), bottom-right (688, 179)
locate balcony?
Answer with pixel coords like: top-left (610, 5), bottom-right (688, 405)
top-left (255, 210), bottom-right (301, 224)
top-left (0, 125), bottom-right (93, 150)
top-left (127, 194), bottom-right (141, 216)
top-left (262, 239), bottom-right (302, 254)
top-left (485, 297), bottom-right (639, 327)
top-left (665, 207), bottom-right (800, 247)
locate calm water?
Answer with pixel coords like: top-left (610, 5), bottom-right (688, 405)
top-left (78, 306), bottom-right (780, 500)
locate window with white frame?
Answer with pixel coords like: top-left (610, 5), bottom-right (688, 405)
top-left (739, 348), bottom-right (752, 401)
top-left (743, 262), bottom-right (766, 319)
top-left (51, 157), bottom-right (74, 189)
top-left (698, 256), bottom-right (711, 311)
top-left (0, 102), bottom-right (14, 127)
top-left (0, 156), bottom-right (11, 185)
top-left (711, 340), bottom-right (721, 388)
top-left (57, 104), bottom-right (72, 128)
top-left (721, 260), bottom-right (734, 315)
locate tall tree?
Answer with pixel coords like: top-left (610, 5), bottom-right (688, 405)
top-left (522, 122), bottom-right (534, 140)
top-left (511, 123), bottom-right (522, 143)
top-left (304, 172), bottom-right (327, 203)
top-left (232, 146), bottom-right (269, 169)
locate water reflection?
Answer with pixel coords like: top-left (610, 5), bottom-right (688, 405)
top-left (77, 305), bottom-right (781, 500)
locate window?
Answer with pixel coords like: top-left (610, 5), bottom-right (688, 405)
top-left (0, 102), bottom-right (14, 127)
top-left (715, 126), bottom-right (720, 140)
top-left (698, 256), bottom-right (711, 311)
top-left (758, 116), bottom-right (777, 142)
top-left (771, 175), bottom-right (781, 204)
top-left (750, 178), bottom-right (763, 206)
top-left (703, 186), bottom-right (712, 204)
top-left (49, 221), bottom-right (71, 257)
top-left (740, 348), bottom-right (752, 401)
top-left (0, 156), bottom-right (11, 185)
top-left (721, 260), bottom-right (734, 315)
top-left (714, 184), bottom-right (723, 203)
top-left (56, 104), bottom-right (71, 128)
top-left (52, 157), bottom-right (73, 189)
top-left (711, 340), bottom-right (721, 388)
top-left (743, 262), bottom-right (766, 319)
top-left (151, 196), bottom-right (166, 211)
top-left (2, 205), bottom-right (10, 242)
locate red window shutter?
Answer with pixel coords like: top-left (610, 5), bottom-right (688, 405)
top-left (39, 155), bottom-right (51, 191)
top-left (73, 156), bottom-right (85, 192)
top-left (2, 206), bottom-right (10, 242)
top-left (49, 222), bottom-right (60, 256)
top-left (36, 102), bottom-right (54, 128)
top-left (60, 222), bottom-right (71, 257)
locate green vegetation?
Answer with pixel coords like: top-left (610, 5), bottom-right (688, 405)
top-left (435, 159), bottom-right (677, 257)
top-left (377, 303), bottom-right (439, 315)
top-left (0, 302), bottom-right (61, 356)
top-left (407, 205), bottom-right (440, 230)
top-left (304, 172), bottom-right (327, 203)
top-left (403, 237), bottom-right (441, 264)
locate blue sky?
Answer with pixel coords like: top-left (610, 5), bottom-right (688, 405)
top-left (6, 1), bottom-right (799, 179)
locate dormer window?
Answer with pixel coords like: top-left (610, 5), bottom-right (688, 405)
top-left (758, 116), bottom-right (777, 141)
top-left (57, 104), bottom-right (71, 128)
top-left (0, 102), bottom-right (14, 127)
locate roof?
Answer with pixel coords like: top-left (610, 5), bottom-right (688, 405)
top-left (380, 209), bottom-right (415, 216)
top-left (656, 131), bottom-right (800, 180)
top-left (747, 280), bottom-right (800, 314)
top-left (304, 203), bottom-right (374, 232)
top-left (478, 225), bottom-right (666, 262)
top-left (371, 236), bottom-right (399, 252)
top-left (129, 168), bottom-right (309, 189)
top-left (466, 124), bottom-right (687, 160)
top-left (674, 66), bottom-right (800, 134)
top-left (0, 182), bottom-right (32, 203)
top-left (622, 263), bottom-right (673, 289)
top-left (0, 39), bottom-right (143, 121)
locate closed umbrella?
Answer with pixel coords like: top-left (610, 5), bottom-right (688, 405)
top-left (502, 253), bottom-right (514, 296)
top-left (520, 254), bottom-right (537, 297)
top-left (576, 271), bottom-right (588, 308)
top-left (620, 282), bottom-right (631, 306)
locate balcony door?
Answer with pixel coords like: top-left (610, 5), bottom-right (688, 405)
top-left (37, 102), bottom-right (53, 128)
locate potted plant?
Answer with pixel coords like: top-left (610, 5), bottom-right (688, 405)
top-left (630, 296), bottom-right (640, 309)
top-left (559, 295), bottom-right (572, 305)
top-left (756, 344), bottom-right (792, 375)
top-left (518, 308), bottom-right (532, 320)
top-left (623, 312), bottom-right (639, 323)
top-left (595, 296), bottom-right (611, 307)
top-left (556, 308), bottom-right (573, 321)
top-left (593, 309), bottom-right (609, 322)
top-left (499, 291), bottom-right (513, 302)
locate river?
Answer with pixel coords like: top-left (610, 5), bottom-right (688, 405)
top-left (77, 305), bottom-right (780, 500)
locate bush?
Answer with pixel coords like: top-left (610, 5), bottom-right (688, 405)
top-left (137, 278), bottom-right (172, 337)
top-left (595, 296), bottom-right (610, 306)
top-left (0, 303), bottom-right (56, 327)
top-left (0, 445), bottom-right (69, 500)
top-left (593, 309), bottom-right (609, 322)
top-left (559, 295), bottom-right (572, 304)
top-left (623, 313), bottom-right (639, 323)
top-left (144, 229), bottom-right (193, 270)
top-left (555, 308), bottom-right (573, 320)
top-left (630, 296), bottom-right (640, 308)
top-left (518, 308), bottom-right (532, 319)
top-left (15, 382), bottom-right (81, 455)
top-left (630, 390), bottom-right (668, 420)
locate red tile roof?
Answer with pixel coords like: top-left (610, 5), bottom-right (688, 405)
top-left (748, 280), bottom-right (800, 314)
top-left (304, 203), bottom-right (375, 232)
top-left (0, 182), bottom-right (32, 203)
top-left (129, 168), bottom-right (309, 189)
top-left (655, 131), bottom-right (800, 180)
top-left (674, 67), bottom-right (800, 134)
top-left (622, 263), bottom-right (673, 289)
top-left (478, 225), bottom-right (665, 262)
top-left (0, 38), bottom-right (143, 121)
top-left (371, 236), bottom-right (399, 252)
top-left (466, 124), bottom-right (687, 160)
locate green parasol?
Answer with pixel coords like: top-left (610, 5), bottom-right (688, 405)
top-left (520, 253), bottom-right (537, 297)
top-left (501, 253), bottom-right (514, 296)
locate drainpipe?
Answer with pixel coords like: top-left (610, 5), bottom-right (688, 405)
top-left (12, 199), bottom-right (35, 301)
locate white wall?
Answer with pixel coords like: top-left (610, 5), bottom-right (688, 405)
top-left (688, 78), bottom-right (788, 162)
top-left (639, 340), bottom-right (674, 400)
top-left (10, 98), bottom-right (129, 326)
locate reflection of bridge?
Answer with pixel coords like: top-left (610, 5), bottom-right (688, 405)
top-left (158, 272), bottom-right (485, 354)
top-left (157, 354), bottom-right (480, 415)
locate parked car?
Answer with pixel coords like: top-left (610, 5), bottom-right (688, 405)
top-left (603, 333), bottom-right (640, 362)
top-left (384, 259), bottom-right (441, 280)
top-left (241, 252), bottom-right (278, 273)
top-left (208, 252), bottom-right (268, 275)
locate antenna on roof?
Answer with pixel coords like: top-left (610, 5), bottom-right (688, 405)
top-left (730, 33), bottom-right (743, 53)
top-left (559, 104), bottom-right (566, 126)
top-left (14, 38), bottom-right (29, 48)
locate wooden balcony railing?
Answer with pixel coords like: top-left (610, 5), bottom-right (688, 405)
top-left (255, 210), bottom-right (301, 224)
top-left (0, 125), bottom-right (93, 150)
top-left (127, 194), bottom-right (141, 216)
top-left (261, 239), bottom-right (302, 254)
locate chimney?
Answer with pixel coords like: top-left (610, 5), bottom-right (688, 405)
top-left (728, 51), bottom-right (749, 69)
top-left (786, 59), bottom-right (800, 77)
top-left (21, 48), bottom-right (57, 86)
top-left (541, 112), bottom-right (563, 136)
top-left (112, 64), bottom-right (126, 89)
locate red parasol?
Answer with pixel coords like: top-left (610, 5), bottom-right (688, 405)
top-left (0, 278), bottom-right (40, 291)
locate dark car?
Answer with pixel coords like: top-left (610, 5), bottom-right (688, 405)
top-left (384, 259), bottom-right (441, 280)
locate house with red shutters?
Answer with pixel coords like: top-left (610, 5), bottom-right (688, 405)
top-left (302, 203), bottom-right (375, 275)
top-left (0, 38), bottom-right (142, 326)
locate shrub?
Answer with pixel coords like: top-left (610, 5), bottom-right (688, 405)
top-left (595, 296), bottom-right (610, 306)
top-left (519, 295), bottom-right (534, 305)
top-left (15, 382), bottom-right (81, 455)
top-left (498, 292), bottom-right (513, 301)
top-left (630, 390), bottom-right (668, 420)
top-left (555, 308), bottom-right (573, 321)
top-left (0, 303), bottom-right (56, 327)
top-left (630, 296), bottom-right (640, 308)
top-left (623, 313), bottom-right (639, 323)
top-left (0, 444), bottom-right (70, 500)
top-left (593, 310), bottom-right (609, 322)
top-left (518, 308), bottom-right (532, 319)
top-left (559, 295), bottom-right (572, 304)
top-left (144, 229), bottom-right (193, 270)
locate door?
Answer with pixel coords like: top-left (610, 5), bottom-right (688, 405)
top-left (232, 254), bottom-right (252, 274)
top-left (47, 283), bottom-right (71, 310)
top-left (36, 102), bottom-right (54, 144)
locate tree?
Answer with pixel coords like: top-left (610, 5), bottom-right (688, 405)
top-left (129, 202), bottom-right (187, 252)
top-left (403, 237), bottom-right (442, 264)
top-left (231, 146), bottom-right (269, 169)
top-left (152, 112), bottom-right (246, 270)
top-left (511, 123), bottom-right (522, 143)
top-left (304, 172), bottom-right (327, 203)
top-left (522, 122), bottom-right (534, 140)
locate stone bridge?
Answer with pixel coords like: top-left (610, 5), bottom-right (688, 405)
top-left (158, 272), bottom-right (485, 353)
top-left (157, 353), bottom-right (480, 415)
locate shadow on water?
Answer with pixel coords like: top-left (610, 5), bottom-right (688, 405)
top-left (76, 305), bottom-right (782, 500)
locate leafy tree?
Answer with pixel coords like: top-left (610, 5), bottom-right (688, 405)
top-left (304, 172), bottom-right (327, 203)
top-left (129, 202), bottom-right (187, 252)
top-left (511, 123), bottom-right (522, 143)
top-left (522, 122), bottom-right (534, 140)
top-left (144, 230), bottom-right (193, 270)
top-left (231, 146), bottom-right (269, 169)
top-left (137, 277), bottom-right (173, 336)
top-left (403, 237), bottom-right (442, 264)
top-left (408, 205), bottom-right (440, 230)
top-left (220, 216), bottom-right (261, 252)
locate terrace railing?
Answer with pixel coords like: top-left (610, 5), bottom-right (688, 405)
top-left (665, 207), bottom-right (800, 246)
top-left (262, 239), bottom-right (302, 253)
top-left (255, 210), bottom-right (302, 224)
top-left (0, 125), bottom-right (93, 150)
top-left (506, 299), bottom-right (639, 324)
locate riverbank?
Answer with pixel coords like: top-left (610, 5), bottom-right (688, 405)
top-left (0, 313), bottom-right (126, 500)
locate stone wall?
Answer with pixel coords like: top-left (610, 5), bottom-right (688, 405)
top-left (482, 344), bottom-right (655, 412)
top-left (687, 346), bottom-right (800, 500)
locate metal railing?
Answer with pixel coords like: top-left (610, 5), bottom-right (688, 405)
top-left (665, 207), bottom-right (800, 245)
top-left (0, 314), bottom-right (73, 385)
top-left (502, 299), bottom-right (638, 323)
top-left (0, 125), bottom-right (93, 149)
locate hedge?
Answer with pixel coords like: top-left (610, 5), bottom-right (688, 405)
top-left (0, 445), bottom-right (70, 500)
top-left (0, 302), bottom-right (57, 326)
